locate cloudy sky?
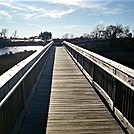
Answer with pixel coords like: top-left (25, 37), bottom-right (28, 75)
top-left (0, 0), bottom-right (134, 38)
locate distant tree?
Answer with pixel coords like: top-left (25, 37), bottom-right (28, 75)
top-left (123, 26), bottom-right (130, 37)
top-left (80, 33), bottom-right (90, 39)
top-left (13, 30), bottom-right (17, 39)
top-left (111, 31), bottom-right (116, 39)
top-left (63, 33), bottom-right (74, 39)
top-left (29, 36), bottom-right (35, 41)
top-left (132, 30), bottom-right (134, 38)
top-left (104, 24), bottom-right (131, 39)
top-left (81, 24), bottom-right (133, 39)
top-left (62, 33), bottom-right (70, 39)
top-left (105, 25), bottom-right (116, 39)
top-left (39, 31), bottom-right (52, 40)
top-left (91, 24), bottom-right (105, 39)
top-left (70, 34), bottom-right (74, 39)
top-left (115, 24), bottom-right (124, 38)
top-left (1, 28), bottom-right (8, 39)
top-left (128, 33), bottom-right (132, 38)
top-left (103, 24), bottom-right (124, 39)
top-left (0, 32), bottom-right (2, 38)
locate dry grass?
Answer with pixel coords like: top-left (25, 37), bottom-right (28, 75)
top-left (0, 50), bottom-right (35, 76)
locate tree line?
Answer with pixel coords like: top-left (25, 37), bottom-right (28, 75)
top-left (0, 28), bottom-right (52, 42)
top-left (81, 24), bottom-right (133, 39)
top-left (1, 24), bottom-right (133, 40)
top-left (63, 24), bottom-right (133, 39)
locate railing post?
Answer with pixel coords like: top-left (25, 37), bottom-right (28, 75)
top-left (112, 68), bottom-right (116, 112)
top-left (92, 63), bottom-right (96, 85)
top-left (22, 81), bottom-right (26, 111)
top-left (82, 56), bottom-right (85, 70)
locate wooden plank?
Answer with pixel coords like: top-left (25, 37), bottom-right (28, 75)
top-left (46, 47), bottom-right (124, 134)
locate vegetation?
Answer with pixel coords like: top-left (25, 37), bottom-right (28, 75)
top-left (62, 33), bottom-right (74, 39)
top-left (80, 24), bottom-right (132, 39)
top-left (0, 28), bottom-right (8, 39)
top-left (0, 50), bottom-right (35, 76)
top-left (61, 24), bottom-right (133, 40)
top-left (39, 31), bottom-right (52, 40)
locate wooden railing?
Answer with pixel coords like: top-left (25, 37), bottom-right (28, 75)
top-left (0, 41), bottom-right (54, 134)
top-left (63, 41), bottom-right (134, 134)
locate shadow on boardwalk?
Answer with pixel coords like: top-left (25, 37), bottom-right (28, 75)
top-left (20, 46), bottom-right (55, 134)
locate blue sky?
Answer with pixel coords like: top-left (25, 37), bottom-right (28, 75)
top-left (0, 0), bottom-right (134, 38)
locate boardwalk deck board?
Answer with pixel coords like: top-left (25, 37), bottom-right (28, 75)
top-left (20, 46), bottom-right (124, 134)
top-left (46, 47), bottom-right (124, 134)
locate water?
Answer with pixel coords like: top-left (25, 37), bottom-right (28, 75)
top-left (0, 46), bottom-right (44, 55)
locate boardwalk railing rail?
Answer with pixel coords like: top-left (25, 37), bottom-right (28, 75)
top-left (63, 40), bottom-right (134, 134)
top-left (0, 41), bottom-right (54, 134)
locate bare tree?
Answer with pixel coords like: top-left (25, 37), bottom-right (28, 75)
top-left (2, 28), bottom-right (8, 38)
top-left (70, 34), bottom-right (74, 39)
top-left (91, 24), bottom-right (105, 39)
top-left (62, 33), bottom-right (70, 39)
top-left (116, 24), bottom-right (123, 38)
top-left (123, 26), bottom-right (130, 37)
top-left (105, 25), bottom-right (116, 39)
top-left (13, 30), bottom-right (17, 39)
top-left (62, 33), bottom-right (74, 39)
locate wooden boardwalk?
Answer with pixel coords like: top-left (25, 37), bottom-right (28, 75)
top-left (20, 46), bottom-right (124, 134)
top-left (46, 47), bottom-right (124, 134)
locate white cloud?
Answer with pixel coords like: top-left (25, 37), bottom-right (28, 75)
top-left (0, 2), bottom-right (31, 11)
top-left (0, 1), bottom-right (75, 19)
top-left (48, 0), bottom-right (81, 6)
top-left (26, 23), bottom-right (42, 27)
top-left (8, 20), bottom-right (19, 24)
top-left (0, 2), bottom-right (11, 7)
top-left (0, 0), bottom-right (116, 20)
top-left (47, 0), bottom-right (131, 16)
top-left (11, 5), bottom-right (27, 11)
top-left (48, 0), bottom-right (105, 9)
top-left (0, 10), bottom-right (11, 18)
top-left (18, 12), bottom-right (37, 19)
top-left (15, 6), bottom-right (74, 19)
top-left (0, 0), bottom-right (132, 21)
top-left (39, 8), bottom-right (74, 19)
top-left (87, 2), bottom-right (130, 16)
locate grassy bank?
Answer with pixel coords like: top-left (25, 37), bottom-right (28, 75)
top-left (81, 45), bottom-right (134, 70)
top-left (0, 50), bottom-right (35, 76)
